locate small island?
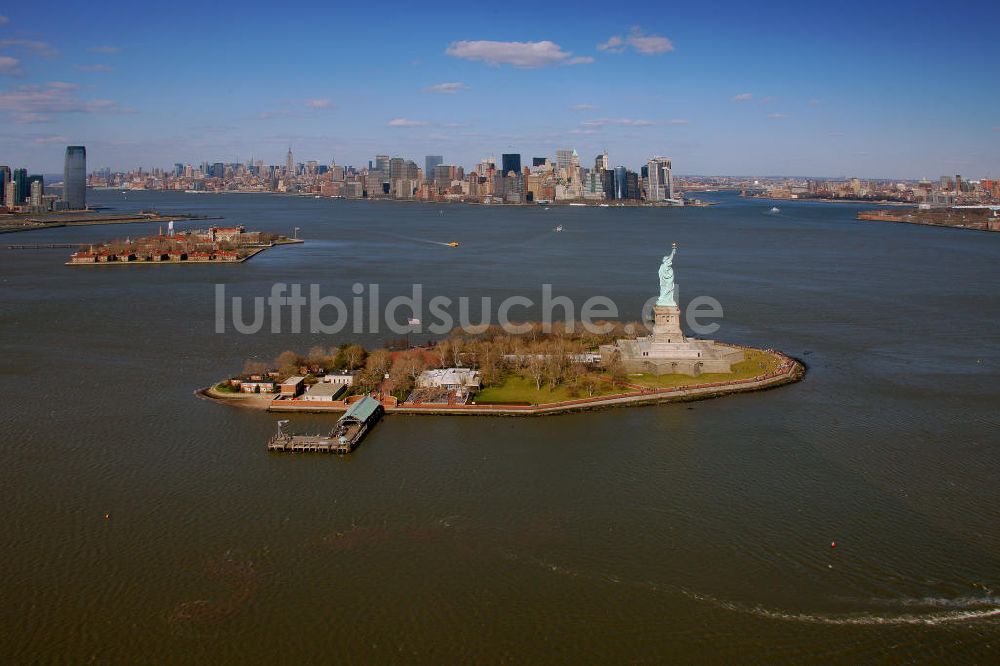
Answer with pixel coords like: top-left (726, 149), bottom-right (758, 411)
top-left (199, 245), bottom-right (803, 428)
top-left (66, 224), bottom-right (303, 265)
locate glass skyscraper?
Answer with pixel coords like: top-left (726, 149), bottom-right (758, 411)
top-left (424, 155), bottom-right (443, 182)
top-left (63, 145), bottom-right (87, 210)
top-left (501, 154), bottom-right (521, 177)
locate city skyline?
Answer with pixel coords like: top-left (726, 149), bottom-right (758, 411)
top-left (1, 1), bottom-right (999, 178)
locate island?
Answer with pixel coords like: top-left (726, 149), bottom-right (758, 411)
top-left (65, 225), bottom-right (303, 265)
top-left (198, 247), bottom-right (804, 437)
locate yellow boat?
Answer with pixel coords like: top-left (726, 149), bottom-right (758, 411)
top-left (446, 241), bottom-right (459, 247)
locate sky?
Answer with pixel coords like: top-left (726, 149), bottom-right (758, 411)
top-left (1, 0), bottom-right (998, 179)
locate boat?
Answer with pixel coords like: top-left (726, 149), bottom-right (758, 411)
top-left (554, 224), bottom-right (564, 232)
top-left (446, 241), bottom-right (459, 247)
top-left (569, 203), bottom-right (586, 207)
top-left (599, 203), bottom-right (609, 207)
top-left (770, 206), bottom-right (781, 214)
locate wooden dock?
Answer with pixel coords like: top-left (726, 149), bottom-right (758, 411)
top-left (267, 432), bottom-right (356, 454)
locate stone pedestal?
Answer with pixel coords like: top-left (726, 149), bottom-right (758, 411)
top-left (652, 305), bottom-right (685, 344)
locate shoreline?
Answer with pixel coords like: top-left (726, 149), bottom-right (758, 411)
top-left (197, 349), bottom-right (804, 417)
top-left (741, 195), bottom-right (913, 206)
top-left (0, 213), bottom-right (222, 235)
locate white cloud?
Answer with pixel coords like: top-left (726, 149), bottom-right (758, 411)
top-left (993, 126), bottom-right (1000, 132)
top-left (732, 92), bottom-right (753, 102)
top-left (34, 134), bottom-right (67, 144)
top-left (570, 103), bottom-right (598, 111)
top-left (0, 15), bottom-right (8, 26)
top-left (581, 118), bottom-right (654, 127)
top-left (0, 55), bottom-right (20, 75)
top-left (626, 28), bottom-right (674, 54)
top-left (305, 98), bottom-right (332, 109)
top-left (88, 46), bottom-right (121, 54)
top-left (387, 118), bottom-right (428, 127)
top-left (424, 81), bottom-right (467, 94)
top-left (598, 28), bottom-right (674, 55)
top-left (767, 113), bottom-right (787, 119)
top-left (74, 64), bottom-right (114, 73)
top-left (597, 36), bottom-right (624, 53)
top-left (568, 128), bottom-right (598, 135)
top-left (807, 98), bottom-right (820, 106)
top-left (445, 40), bottom-right (591, 68)
top-left (667, 119), bottom-right (689, 125)
top-left (0, 39), bottom-right (58, 58)
top-left (0, 81), bottom-right (132, 123)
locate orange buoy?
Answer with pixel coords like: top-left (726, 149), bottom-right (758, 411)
top-left (831, 541), bottom-right (837, 548)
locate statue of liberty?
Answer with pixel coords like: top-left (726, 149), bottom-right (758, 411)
top-left (656, 243), bottom-right (678, 306)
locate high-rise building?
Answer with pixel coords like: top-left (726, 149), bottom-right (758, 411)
top-left (375, 155), bottom-right (390, 173)
top-left (286, 146), bottom-right (294, 176)
top-left (646, 157), bottom-right (673, 201)
top-left (425, 155), bottom-right (443, 182)
top-left (532, 157), bottom-right (547, 168)
top-left (29, 179), bottom-right (43, 208)
top-left (13, 168), bottom-right (29, 206)
top-left (501, 153), bottom-right (521, 177)
top-left (63, 146), bottom-right (87, 209)
top-left (556, 149), bottom-right (573, 173)
top-left (613, 166), bottom-right (628, 199)
top-left (0, 166), bottom-right (10, 207)
top-left (595, 151), bottom-right (609, 172)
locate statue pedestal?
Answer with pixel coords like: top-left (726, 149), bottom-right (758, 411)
top-left (651, 305), bottom-right (685, 344)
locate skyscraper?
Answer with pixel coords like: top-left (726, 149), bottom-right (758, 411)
top-left (0, 166), bottom-right (9, 207)
top-left (286, 146), bottom-right (294, 176)
top-left (63, 146), bottom-right (87, 209)
top-left (646, 157), bottom-right (673, 201)
top-left (375, 155), bottom-right (390, 173)
top-left (613, 166), bottom-right (627, 200)
top-left (13, 168), bottom-right (29, 206)
top-left (425, 155), bottom-right (443, 182)
top-left (556, 149), bottom-right (573, 173)
top-left (501, 153), bottom-right (521, 177)
top-left (595, 150), bottom-right (609, 172)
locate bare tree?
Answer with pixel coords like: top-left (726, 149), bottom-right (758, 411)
top-left (242, 359), bottom-right (270, 377)
top-left (343, 344), bottom-right (366, 372)
top-left (275, 350), bottom-right (301, 378)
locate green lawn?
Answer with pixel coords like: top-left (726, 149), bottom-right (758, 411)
top-left (475, 374), bottom-right (621, 405)
top-left (627, 349), bottom-right (781, 390)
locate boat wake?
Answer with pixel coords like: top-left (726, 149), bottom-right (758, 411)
top-left (505, 551), bottom-right (1000, 627)
top-left (679, 589), bottom-right (1000, 626)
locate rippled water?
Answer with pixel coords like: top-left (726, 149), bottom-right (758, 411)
top-left (1, 190), bottom-right (999, 662)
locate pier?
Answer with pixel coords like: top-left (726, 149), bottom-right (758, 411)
top-left (267, 396), bottom-right (384, 454)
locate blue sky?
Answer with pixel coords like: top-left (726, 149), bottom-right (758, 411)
top-left (1, 0), bottom-right (998, 178)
